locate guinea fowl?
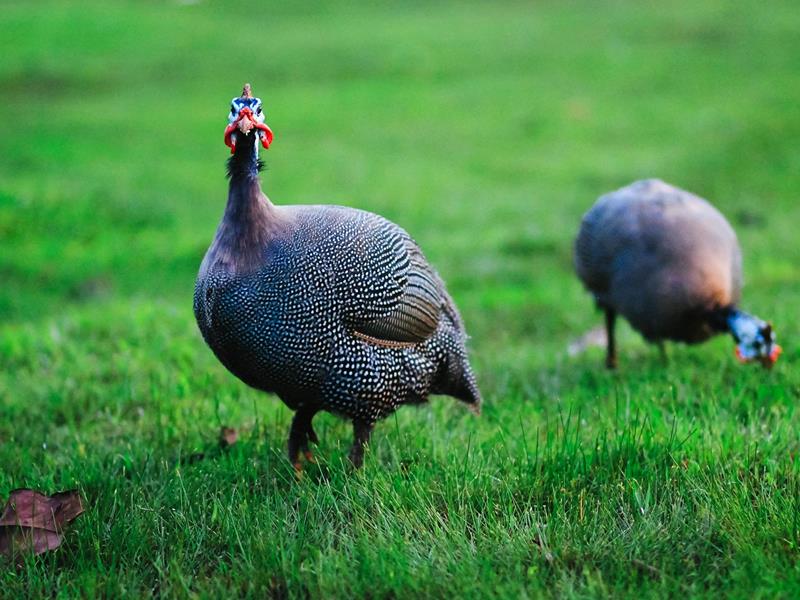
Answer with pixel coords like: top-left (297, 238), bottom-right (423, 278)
top-left (194, 84), bottom-right (481, 470)
top-left (574, 179), bottom-right (781, 369)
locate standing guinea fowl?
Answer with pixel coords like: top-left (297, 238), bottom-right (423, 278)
top-left (194, 84), bottom-right (481, 470)
top-left (574, 179), bottom-right (781, 369)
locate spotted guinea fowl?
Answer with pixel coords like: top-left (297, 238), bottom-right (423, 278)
top-left (194, 84), bottom-right (481, 470)
top-left (574, 179), bottom-right (780, 369)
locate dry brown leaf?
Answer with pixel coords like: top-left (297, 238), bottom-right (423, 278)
top-left (0, 489), bottom-right (84, 558)
top-left (219, 426), bottom-right (238, 448)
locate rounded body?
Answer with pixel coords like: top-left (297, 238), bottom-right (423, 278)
top-left (574, 179), bottom-right (742, 343)
top-left (195, 205), bottom-right (478, 424)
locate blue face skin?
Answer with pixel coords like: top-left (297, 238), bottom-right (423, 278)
top-left (728, 312), bottom-right (780, 367)
top-left (226, 95), bottom-right (271, 153)
top-left (229, 97), bottom-right (264, 124)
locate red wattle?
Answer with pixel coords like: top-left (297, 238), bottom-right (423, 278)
top-left (224, 109), bottom-right (273, 152)
top-left (255, 122), bottom-right (274, 148)
top-left (224, 124), bottom-right (237, 149)
top-left (734, 347), bottom-right (747, 363)
top-left (770, 344), bottom-right (783, 362)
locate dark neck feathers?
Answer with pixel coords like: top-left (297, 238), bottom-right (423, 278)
top-left (226, 131), bottom-right (264, 180)
top-left (707, 305), bottom-right (764, 343)
top-left (225, 132), bottom-right (273, 228)
top-left (203, 134), bottom-right (280, 275)
top-left (706, 305), bottom-right (736, 333)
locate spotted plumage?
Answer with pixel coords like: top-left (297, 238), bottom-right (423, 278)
top-left (194, 86), bottom-right (480, 469)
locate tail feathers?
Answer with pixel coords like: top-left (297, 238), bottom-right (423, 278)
top-left (434, 353), bottom-right (482, 414)
top-left (433, 290), bottom-right (481, 413)
top-left (454, 369), bottom-right (482, 415)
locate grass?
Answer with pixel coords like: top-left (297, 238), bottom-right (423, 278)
top-left (1, 0), bottom-right (800, 596)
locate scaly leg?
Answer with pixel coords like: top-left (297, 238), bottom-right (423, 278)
top-left (605, 307), bottom-right (617, 370)
top-left (303, 418), bottom-right (318, 464)
top-left (349, 419), bottom-right (374, 469)
top-left (306, 421), bottom-right (319, 446)
top-left (657, 341), bottom-right (668, 364)
top-left (287, 407), bottom-right (318, 474)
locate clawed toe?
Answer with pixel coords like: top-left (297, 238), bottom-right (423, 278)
top-left (291, 451), bottom-right (315, 479)
top-left (348, 447), bottom-right (364, 469)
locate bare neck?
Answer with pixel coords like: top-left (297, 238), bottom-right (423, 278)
top-left (707, 305), bottom-right (763, 341)
top-left (226, 132), bottom-right (275, 229)
top-left (224, 175), bottom-right (274, 229)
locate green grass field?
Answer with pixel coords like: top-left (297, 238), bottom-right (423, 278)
top-left (2, 1), bottom-right (800, 597)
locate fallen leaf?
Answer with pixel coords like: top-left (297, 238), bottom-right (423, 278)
top-left (219, 426), bottom-right (238, 448)
top-left (0, 489), bottom-right (84, 559)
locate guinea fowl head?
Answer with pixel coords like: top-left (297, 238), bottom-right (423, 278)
top-left (224, 83), bottom-right (274, 154)
top-left (729, 312), bottom-right (782, 369)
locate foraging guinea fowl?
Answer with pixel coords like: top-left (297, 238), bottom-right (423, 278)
top-left (574, 179), bottom-right (781, 369)
top-left (194, 84), bottom-right (481, 470)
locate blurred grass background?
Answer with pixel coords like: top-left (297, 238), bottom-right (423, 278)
top-left (1, 0), bottom-right (799, 597)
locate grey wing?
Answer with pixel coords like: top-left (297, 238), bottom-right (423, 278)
top-left (574, 186), bottom-right (649, 296)
top-left (574, 199), bottom-right (618, 294)
top-left (339, 214), bottom-right (443, 346)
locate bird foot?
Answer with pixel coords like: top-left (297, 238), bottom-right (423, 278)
top-left (291, 449), bottom-right (317, 480)
top-left (349, 445), bottom-right (368, 469)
